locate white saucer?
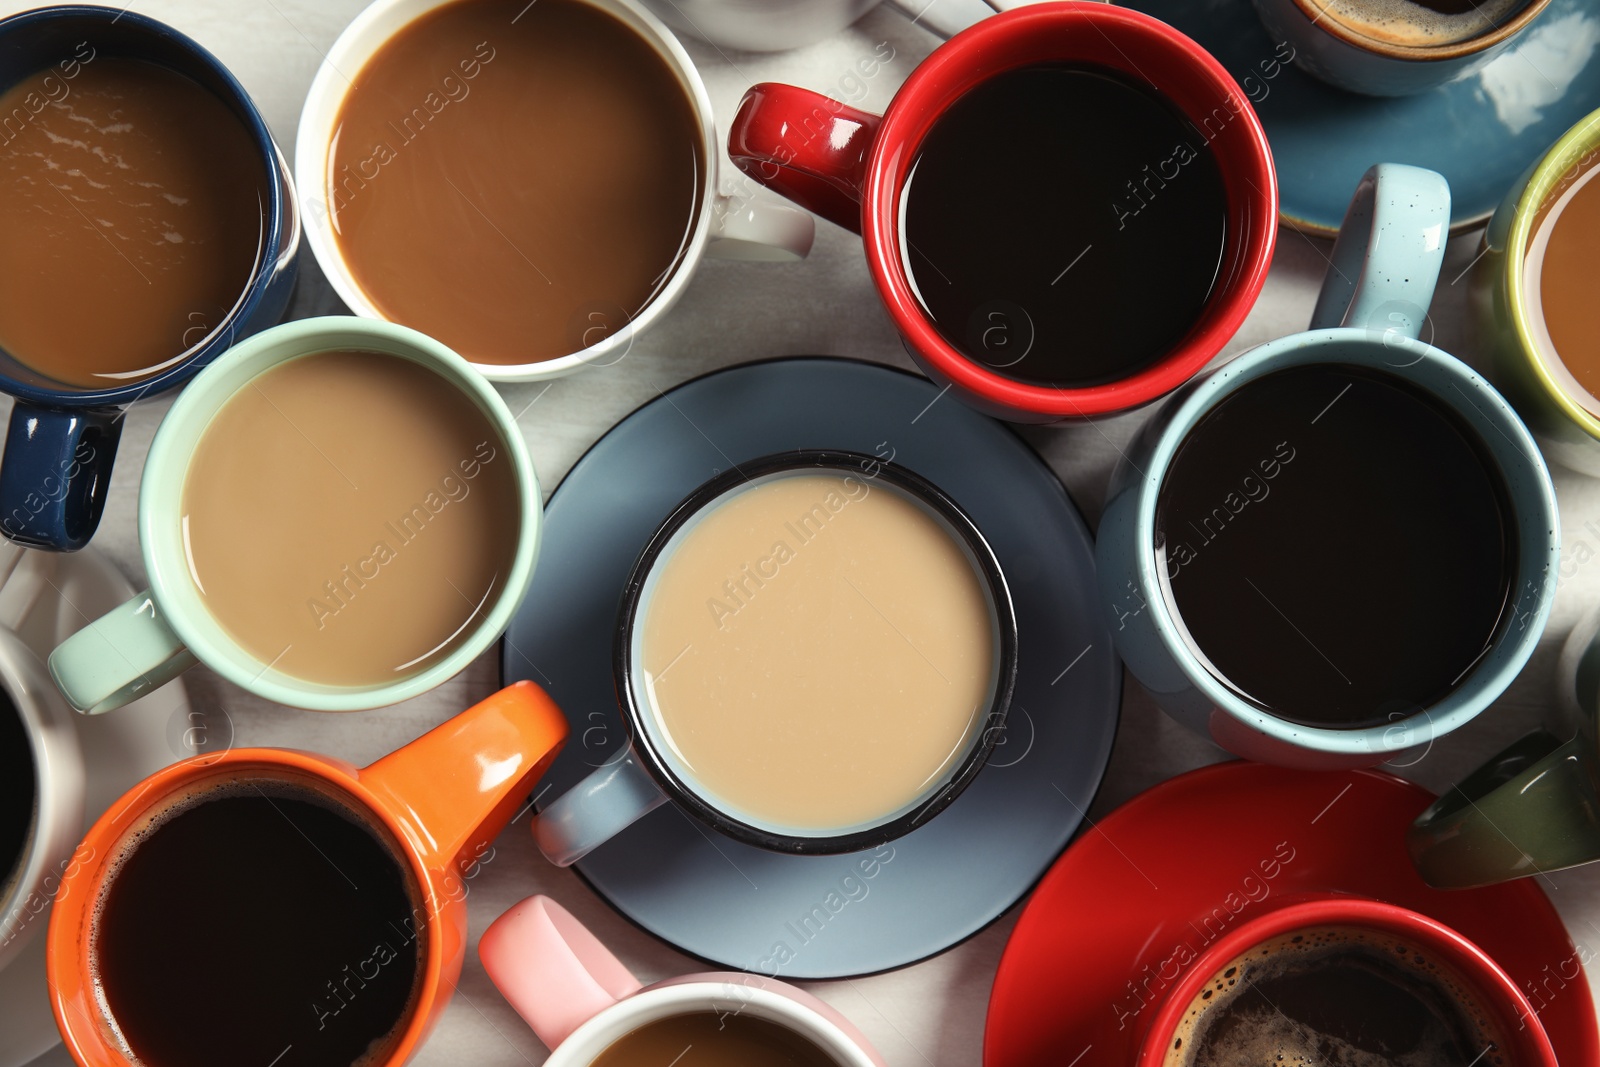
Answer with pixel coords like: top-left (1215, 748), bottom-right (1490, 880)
top-left (0, 547), bottom-right (194, 1067)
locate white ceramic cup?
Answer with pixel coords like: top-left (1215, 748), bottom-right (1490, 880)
top-left (295, 0), bottom-right (814, 383)
top-left (640, 0), bottom-right (881, 51)
top-left (480, 896), bottom-right (886, 1066)
top-left (0, 548), bottom-right (84, 973)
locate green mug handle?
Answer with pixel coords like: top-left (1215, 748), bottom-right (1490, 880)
top-left (1408, 731), bottom-right (1600, 888)
top-left (48, 590), bottom-right (196, 714)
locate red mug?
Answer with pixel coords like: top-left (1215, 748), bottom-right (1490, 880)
top-left (728, 3), bottom-right (1278, 423)
top-left (1135, 896), bottom-right (1559, 1067)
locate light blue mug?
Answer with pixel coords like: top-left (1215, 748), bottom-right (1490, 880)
top-left (1095, 164), bottom-right (1559, 769)
top-left (46, 317), bottom-right (541, 714)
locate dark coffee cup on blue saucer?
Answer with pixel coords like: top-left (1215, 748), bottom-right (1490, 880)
top-left (533, 449), bottom-right (1017, 864)
top-left (0, 6), bottom-right (299, 551)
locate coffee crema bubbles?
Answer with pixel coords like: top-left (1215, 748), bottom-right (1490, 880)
top-left (1163, 925), bottom-right (1514, 1067)
top-left (1304, 0), bottom-right (1535, 47)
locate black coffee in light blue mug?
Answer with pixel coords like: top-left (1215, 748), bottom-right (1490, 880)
top-left (0, 7), bottom-right (299, 551)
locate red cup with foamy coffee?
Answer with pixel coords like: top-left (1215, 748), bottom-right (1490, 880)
top-left (1135, 897), bottom-right (1558, 1067)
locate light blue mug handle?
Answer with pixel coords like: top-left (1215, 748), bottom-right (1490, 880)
top-left (532, 748), bottom-right (670, 867)
top-left (1309, 163), bottom-right (1451, 339)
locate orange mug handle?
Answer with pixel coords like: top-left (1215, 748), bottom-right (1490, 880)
top-left (363, 680), bottom-right (568, 873)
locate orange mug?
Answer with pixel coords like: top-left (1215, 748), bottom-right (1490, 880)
top-left (46, 680), bottom-right (568, 1067)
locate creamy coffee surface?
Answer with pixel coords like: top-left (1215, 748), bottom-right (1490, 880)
top-left (639, 472), bottom-right (996, 833)
top-left (1303, 0), bottom-right (1531, 47)
top-left (0, 57), bottom-right (267, 387)
top-left (1526, 152), bottom-right (1600, 415)
top-left (328, 0), bottom-right (703, 366)
top-left (181, 350), bottom-right (520, 686)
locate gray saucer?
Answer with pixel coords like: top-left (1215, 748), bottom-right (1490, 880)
top-left (501, 357), bottom-right (1119, 977)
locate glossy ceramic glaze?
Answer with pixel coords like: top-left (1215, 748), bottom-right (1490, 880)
top-left (1133, 897), bottom-right (1557, 1066)
top-left (480, 896), bottom-right (887, 1064)
top-left (532, 450), bottom-right (1017, 864)
top-left (0, 6), bottom-right (299, 551)
top-left (1409, 603), bottom-right (1600, 888)
top-left (1124, 0), bottom-right (1600, 235)
top-left (46, 682), bottom-right (568, 1067)
top-left (1474, 107), bottom-right (1600, 476)
top-left (727, 3), bottom-right (1278, 422)
top-left (294, 0), bottom-right (812, 383)
top-left (501, 356), bottom-right (1120, 977)
top-left (984, 762), bottom-right (1600, 1067)
top-left (45, 317), bottom-right (541, 714)
top-left (1252, 0), bottom-right (1553, 96)
top-left (1097, 164), bottom-right (1558, 768)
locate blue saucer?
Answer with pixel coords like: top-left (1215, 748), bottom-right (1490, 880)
top-left (1123, 0), bottom-right (1600, 234)
top-left (501, 357), bottom-right (1120, 977)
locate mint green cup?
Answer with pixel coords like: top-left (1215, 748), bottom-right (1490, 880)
top-left (46, 317), bottom-right (541, 714)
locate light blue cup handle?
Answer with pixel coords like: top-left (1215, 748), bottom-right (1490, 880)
top-left (1309, 163), bottom-right (1450, 338)
top-left (532, 748), bottom-right (670, 867)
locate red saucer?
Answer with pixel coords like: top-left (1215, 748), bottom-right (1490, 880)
top-left (984, 762), bottom-right (1599, 1066)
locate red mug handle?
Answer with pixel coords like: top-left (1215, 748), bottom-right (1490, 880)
top-left (729, 83), bottom-right (884, 235)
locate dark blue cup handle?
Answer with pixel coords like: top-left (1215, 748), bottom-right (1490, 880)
top-left (0, 402), bottom-right (123, 551)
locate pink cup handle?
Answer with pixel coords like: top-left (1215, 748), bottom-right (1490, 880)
top-left (479, 895), bottom-right (644, 1049)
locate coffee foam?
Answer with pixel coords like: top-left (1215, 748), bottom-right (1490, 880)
top-left (87, 774), bottom-right (427, 1067)
top-left (1163, 925), bottom-right (1511, 1067)
top-left (1307, 0), bottom-right (1532, 47)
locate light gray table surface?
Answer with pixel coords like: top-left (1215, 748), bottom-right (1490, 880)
top-left (9, 2), bottom-right (1600, 1064)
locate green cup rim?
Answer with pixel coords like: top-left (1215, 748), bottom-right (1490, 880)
top-left (138, 316), bottom-right (541, 711)
top-left (1504, 106), bottom-right (1600, 439)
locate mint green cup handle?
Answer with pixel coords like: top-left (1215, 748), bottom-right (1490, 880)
top-left (1408, 731), bottom-right (1599, 889)
top-left (1309, 163), bottom-right (1450, 338)
top-left (48, 591), bottom-right (198, 715)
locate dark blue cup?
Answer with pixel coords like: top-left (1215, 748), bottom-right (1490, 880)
top-left (0, 6), bottom-right (299, 551)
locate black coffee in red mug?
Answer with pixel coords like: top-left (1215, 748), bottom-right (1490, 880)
top-left (900, 62), bottom-right (1230, 388)
top-left (728, 3), bottom-right (1277, 423)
